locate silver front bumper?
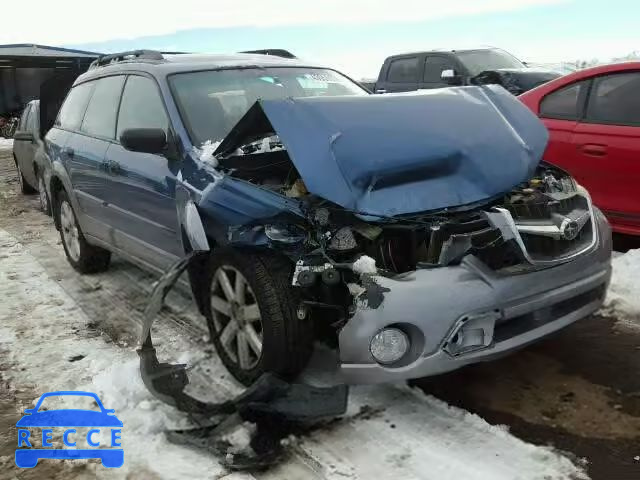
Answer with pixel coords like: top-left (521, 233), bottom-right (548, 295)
top-left (338, 208), bottom-right (612, 384)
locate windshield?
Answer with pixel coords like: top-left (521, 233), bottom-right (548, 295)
top-left (455, 49), bottom-right (525, 76)
top-left (169, 67), bottom-right (368, 147)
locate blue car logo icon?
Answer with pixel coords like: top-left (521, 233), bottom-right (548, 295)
top-left (15, 391), bottom-right (123, 468)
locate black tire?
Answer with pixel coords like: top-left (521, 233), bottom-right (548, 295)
top-left (14, 158), bottom-right (36, 194)
top-left (55, 189), bottom-right (111, 273)
top-left (36, 170), bottom-right (52, 216)
top-left (201, 249), bottom-right (313, 386)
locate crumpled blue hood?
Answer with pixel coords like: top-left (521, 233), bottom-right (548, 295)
top-left (223, 85), bottom-right (549, 217)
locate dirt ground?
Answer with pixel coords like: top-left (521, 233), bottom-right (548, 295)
top-left (0, 151), bottom-right (638, 480)
top-left (415, 316), bottom-right (640, 479)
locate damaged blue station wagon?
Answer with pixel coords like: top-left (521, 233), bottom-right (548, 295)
top-left (41, 50), bottom-right (612, 386)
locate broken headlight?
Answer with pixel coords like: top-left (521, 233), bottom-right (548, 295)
top-left (264, 224), bottom-right (307, 244)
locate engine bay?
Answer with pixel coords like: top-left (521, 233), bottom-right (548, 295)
top-left (216, 133), bottom-right (586, 277)
top-left (301, 164), bottom-right (583, 275)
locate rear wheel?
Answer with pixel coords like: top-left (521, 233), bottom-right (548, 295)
top-left (56, 190), bottom-right (111, 273)
top-left (14, 159), bottom-right (36, 194)
top-left (202, 249), bottom-right (313, 385)
top-left (37, 171), bottom-right (51, 215)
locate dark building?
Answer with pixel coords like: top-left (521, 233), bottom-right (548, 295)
top-left (0, 44), bottom-right (101, 116)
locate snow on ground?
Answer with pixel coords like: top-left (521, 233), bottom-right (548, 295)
top-left (0, 231), bottom-right (243, 480)
top-left (0, 228), bottom-right (588, 480)
top-left (0, 137), bottom-right (13, 150)
top-left (600, 249), bottom-right (640, 329)
top-left (352, 255), bottom-right (377, 275)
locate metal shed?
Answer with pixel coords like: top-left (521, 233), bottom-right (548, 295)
top-left (0, 44), bottom-right (101, 117)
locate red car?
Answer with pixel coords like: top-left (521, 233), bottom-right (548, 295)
top-left (519, 62), bottom-right (640, 235)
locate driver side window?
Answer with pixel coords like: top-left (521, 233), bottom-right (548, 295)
top-left (116, 75), bottom-right (168, 141)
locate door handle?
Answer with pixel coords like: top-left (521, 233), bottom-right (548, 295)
top-left (104, 160), bottom-right (121, 175)
top-left (64, 147), bottom-right (75, 157)
top-left (581, 144), bottom-right (607, 157)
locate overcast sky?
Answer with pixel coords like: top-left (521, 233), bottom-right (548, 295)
top-left (3, 0), bottom-right (638, 78)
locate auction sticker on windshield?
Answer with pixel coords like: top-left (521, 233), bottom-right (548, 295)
top-left (15, 391), bottom-right (123, 468)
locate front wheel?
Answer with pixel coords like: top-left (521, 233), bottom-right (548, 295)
top-left (55, 190), bottom-right (111, 273)
top-left (202, 250), bottom-right (313, 386)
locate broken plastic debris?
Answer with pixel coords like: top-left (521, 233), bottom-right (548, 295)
top-left (352, 255), bottom-right (377, 275)
top-left (138, 255), bottom-right (349, 471)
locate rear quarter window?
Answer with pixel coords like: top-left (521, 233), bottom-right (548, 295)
top-left (19, 105), bottom-right (31, 130)
top-left (81, 76), bottom-right (126, 139)
top-left (56, 82), bottom-right (94, 131)
top-left (540, 80), bottom-right (588, 120)
top-left (26, 105), bottom-right (38, 132)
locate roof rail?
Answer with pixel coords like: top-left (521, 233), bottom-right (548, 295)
top-left (89, 49), bottom-right (165, 69)
top-left (240, 49), bottom-right (296, 59)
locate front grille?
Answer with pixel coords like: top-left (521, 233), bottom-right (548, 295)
top-left (506, 194), bottom-right (584, 221)
top-left (495, 191), bottom-right (596, 267)
top-left (520, 220), bottom-right (594, 262)
top-left (493, 284), bottom-right (606, 343)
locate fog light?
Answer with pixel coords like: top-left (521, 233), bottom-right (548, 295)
top-left (370, 328), bottom-right (409, 365)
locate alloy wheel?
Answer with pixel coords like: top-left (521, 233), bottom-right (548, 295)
top-left (60, 200), bottom-right (81, 262)
top-left (16, 163), bottom-right (24, 191)
top-left (210, 266), bottom-right (263, 370)
top-left (38, 176), bottom-right (49, 212)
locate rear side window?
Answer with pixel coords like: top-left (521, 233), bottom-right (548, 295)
top-left (57, 82), bottom-right (93, 131)
top-left (26, 104), bottom-right (38, 132)
top-left (540, 81), bottom-right (587, 120)
top-left (423, 57), bottom-right (456, 82)
top-left (585, 72), bottom-right (640, 126)
top-left (116, 76), bottom-right (168, 140)
top-left (81, 76), bottom-right (125, 139)
top-left (19, 105), bottom-right (31, 129)
top-left (387, 57), bottom-right (418, 83)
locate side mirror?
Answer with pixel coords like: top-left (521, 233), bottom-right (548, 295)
top-left (14, 131), bottom-right (34, 142)
top-left (441, 69), bottom-right (463, 85)
top-left (120, 128), bottom-right (167, 154)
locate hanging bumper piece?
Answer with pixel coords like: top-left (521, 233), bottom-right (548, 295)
top-left (137, 254), bottom-right (349, 470)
